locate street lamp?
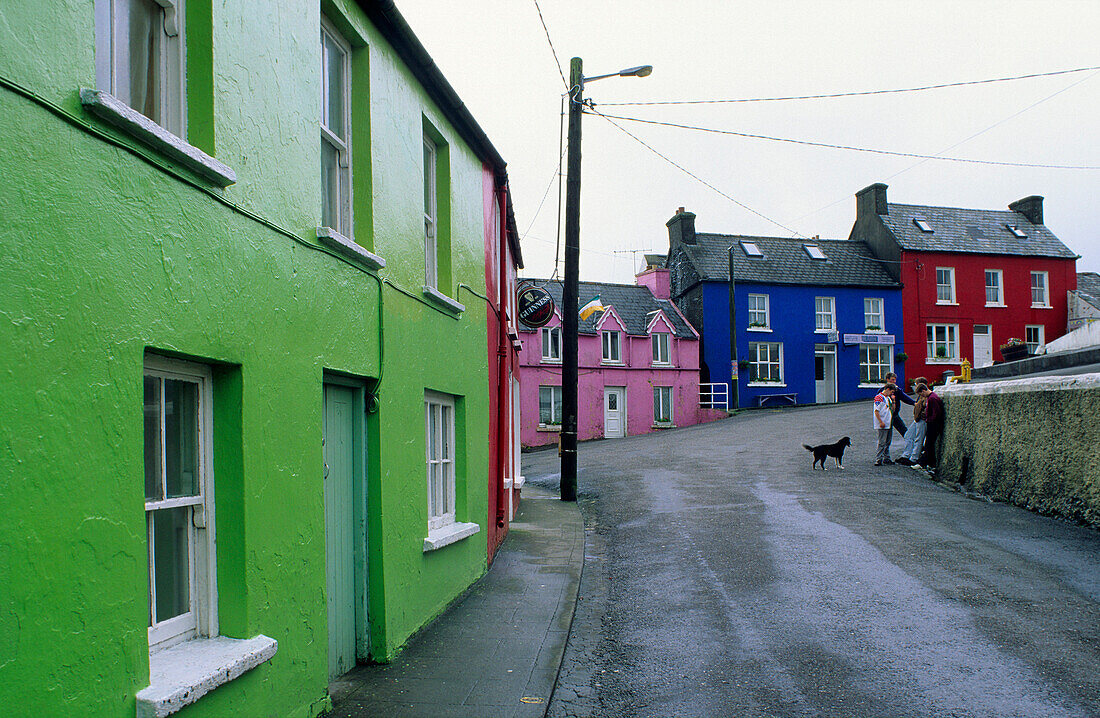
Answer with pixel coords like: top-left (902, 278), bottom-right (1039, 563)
top-left (560, 57), bottom-right (652, 502)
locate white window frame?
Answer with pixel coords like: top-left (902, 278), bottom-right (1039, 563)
top-left (653, 386), bottom-right (673, 425)
top-left (144, 355), bottom-right (216, 651)
top-left (538, 385), bottom-right (563, 427)
top-left (424, 135), bottom-right (438, 289)
top-left (864, 297), bottom-right (884, 332)
top-left (1031, 271), bottom-right (1050, 308)
top-left (651, 332), bottom-right (671, 365)
top-left (814, 296), bottom-right (835, 332)
top-left (1025, 325), bottom-right (1045, 354)
top-left (95, 0), bottom-right (186, 137)
top-left (748, 342), bottom-right (784, 386)
top-left (985, 269), bottom-right (1004, 306)
top-left (320, 17), bottom-right (353, 238)
top-left (747, 293), bottom-right (770, 330)
top-left (936, 267), bottom-right (956, 305)
top-left (541, 326), bottom-right (562, 363)
top-left (424, 391), bottom-right (456, 532)
top-left (926, 323), bottom-right (959, 363)
top-left (601, 330), bottom-right (622, 363)
top-left (859, 345), bottom-right (894, 386)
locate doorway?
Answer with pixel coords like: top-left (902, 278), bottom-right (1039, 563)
top-left (973, 325), bottom-right (993, 368)
top-left (815, 345), bottom-right (836, 403)
top-left (603, 387), bottom-right (626, 438)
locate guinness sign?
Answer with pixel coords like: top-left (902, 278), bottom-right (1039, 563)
top-left (517, 286), bottom-right (555, 328)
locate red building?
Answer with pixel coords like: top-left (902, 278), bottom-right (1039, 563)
top-left (483, 169), bottom-right (523, 563)
top-left (850, 183), bottom-right (1078, 383)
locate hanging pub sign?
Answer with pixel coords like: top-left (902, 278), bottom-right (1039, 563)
top-left (517, 285), bottom-right (555, 328)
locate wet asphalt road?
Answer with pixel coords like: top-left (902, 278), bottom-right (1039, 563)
top-left (523, 401), bottom-right (1100, 718)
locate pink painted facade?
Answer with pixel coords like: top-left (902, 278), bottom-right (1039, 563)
top-left (518, 271), bottom-right (727, 448)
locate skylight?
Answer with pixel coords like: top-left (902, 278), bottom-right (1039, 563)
top-left (803, 244), bottom-right (827, 260)
top-left (913, 218), bottom-right (933, 233)
top-left (740, 241), bottom-right (764, 258)
top-left (1006, 224), bottom-right (1028, 238)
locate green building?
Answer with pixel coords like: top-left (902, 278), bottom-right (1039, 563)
top-left (0, 1), bottom-right (514, 715)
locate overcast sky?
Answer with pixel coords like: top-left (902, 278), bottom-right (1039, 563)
top-left (396, 1), bottom-right (1100, 285)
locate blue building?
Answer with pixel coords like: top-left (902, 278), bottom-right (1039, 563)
top-left (665, 208), bottom-right (904, 408)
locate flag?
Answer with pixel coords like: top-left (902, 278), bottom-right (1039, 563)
top-left (579, 295), bottom-right (606, 320)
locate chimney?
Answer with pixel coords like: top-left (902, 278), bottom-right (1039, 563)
top-left (1009, 195), bottom-right (1044, 225)
top-left (855, 183), bottom-right (888, 219)
top-left (666, 207), bottom-right (696, 247)
top-left (636, 266), bottom-right (671, 299)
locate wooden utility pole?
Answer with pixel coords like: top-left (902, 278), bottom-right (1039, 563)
top-left (560, 56), bottom-right (583, 502)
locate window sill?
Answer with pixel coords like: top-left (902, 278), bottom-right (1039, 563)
top-left (137, 635), bottom-right (277, 718)
top-left (422, 286), bottom-right (465, 314)
top-left (926, 359), bottom-right (959, 365)
top-left (1031, 304), bottom-right (1052, 310)
top-left (748, 383), bottom-right (787, 388)
top-left (317, 228), bottom-right (386, 270)
top-left (537, 424), bottom-right (562, 433)
top-left (814, 329), bottom-right (835, 334)
top-left (423, 521), bottom-right (480, 552)
top-left (541, 358), bottom-right (562, 365)
top-left (864, 329), bottom-right (886, 334)
top-left (513, 475), bottom-right (525, 489)
top-left (935, 301), bottom-right (959, 306)
top-left (80, 89), bottom-right (237, 187)
top-left (651, 362), bottom-right (673, 368)
top-left (985, 303), bottom-right (1006, 308)
top-left (651, 422), bottom-right (675, 429)
top-left (747, 327), bottom-right (772, 333)
top-left (600, 360), bottom-right (624, 366)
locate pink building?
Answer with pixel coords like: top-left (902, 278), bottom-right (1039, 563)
top-left (518, 266), bottom-right (728, 448)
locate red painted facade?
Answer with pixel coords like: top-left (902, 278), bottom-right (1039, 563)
top-left (898, 251), bottom-right (1077, 382)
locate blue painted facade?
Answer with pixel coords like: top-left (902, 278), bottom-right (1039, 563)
top-left (733, 283), bottom-right (905, 407)
top-left (700, 281), bottom-right (732, 388)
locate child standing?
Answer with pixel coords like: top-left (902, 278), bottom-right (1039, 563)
top-left (873, 383), bottom-right (897, 466)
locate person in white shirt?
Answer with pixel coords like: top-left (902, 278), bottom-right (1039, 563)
top-left (873, 383), bottom-right (897, 466)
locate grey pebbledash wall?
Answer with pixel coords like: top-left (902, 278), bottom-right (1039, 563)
top-left (938, 375), bottom-right (1100, 529)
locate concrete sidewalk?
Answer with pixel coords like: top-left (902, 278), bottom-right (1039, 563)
top-left (326, 485), bottom-right (583, 718)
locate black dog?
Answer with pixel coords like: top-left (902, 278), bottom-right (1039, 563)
top-left (803, 437), bottom-right (851, 470)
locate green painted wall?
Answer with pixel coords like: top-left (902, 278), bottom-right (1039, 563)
top-left (0, 0), bottom-right (492, 715)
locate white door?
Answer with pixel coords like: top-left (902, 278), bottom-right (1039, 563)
top-left (603, 387), bottom-right (626, 439)
top-left (973, 325), bottom-right (993, 368)
top-left (815, 347), bottom-right (836, 403)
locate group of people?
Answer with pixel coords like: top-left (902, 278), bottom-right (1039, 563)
top-left (872, 372), bottom-right (944, 471)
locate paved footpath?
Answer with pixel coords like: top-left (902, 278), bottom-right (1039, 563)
top-left (326, 484), bottom-right (583, 718)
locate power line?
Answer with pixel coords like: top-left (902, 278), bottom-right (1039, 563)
top-left (531, 0), bottom-right (568, 91)
top-left (587, 107), bottom-right (807, 238)
top-left (598, 65), bottom-right (1100, 106)
top-left (588, 111), bottom-right (1100, 170)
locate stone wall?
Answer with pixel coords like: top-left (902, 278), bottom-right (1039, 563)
top-left (938, 374), bottom-right (1100, 528)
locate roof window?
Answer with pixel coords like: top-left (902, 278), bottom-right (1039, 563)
top-left (1006, 224), bottom-right (1028, 238)
top-left (803, 244), bottom-right (827, 260)
top-left (740, 241), bottom-right (764, 258)
top-left (913, 218), bottom-right (933, 233)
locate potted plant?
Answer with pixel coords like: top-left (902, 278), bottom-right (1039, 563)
top-left (737, 359), bottom-right (750, 371)
top-left (894, 351), bottom-right (908, 363)
top-left (748, 321), bottom-right (767, 329)
top-left (935, 347), bottom-right (948, 359)
top-left (1000, 337), bottom-right (1028, 362)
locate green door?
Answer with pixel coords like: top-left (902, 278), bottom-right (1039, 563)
top-left (323, 384), bottom-right (357, 678)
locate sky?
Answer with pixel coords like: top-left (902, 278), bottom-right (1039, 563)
top-left (395, 0), bottom-right (1100, 285)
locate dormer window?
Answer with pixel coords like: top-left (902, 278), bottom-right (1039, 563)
top-left (1006, 224), bottom-right (1028, 238)
top-left (913, 218), bottom-right (933, 233)
top-left (740, 241), bottom-right (764, 258)
top-left (803, 244), bottom-right (826, 260)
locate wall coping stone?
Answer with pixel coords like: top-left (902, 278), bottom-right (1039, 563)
top-left (941, 372), bottom-right (1100, 398)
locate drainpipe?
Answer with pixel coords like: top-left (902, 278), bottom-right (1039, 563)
top-left (728, 247), bottom-right (739, 409)
top-left (496, 183), bottom-right (509, 529)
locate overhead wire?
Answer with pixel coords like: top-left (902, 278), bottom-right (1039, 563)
top-left (531, 0), bottom-right (568, 91)
top-left (598, 65), bottom-right (1100, 106)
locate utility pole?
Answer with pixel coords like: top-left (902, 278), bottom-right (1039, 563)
top-left (560, 56), bottom-right (583, 502)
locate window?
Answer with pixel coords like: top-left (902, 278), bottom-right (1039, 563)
top-left (927, 324), bottom-right (959, 362)
top-left (936, 267), bottom-right (956, 304)
top-left (144, 356), bottom-right (214, 649)
top-left (541, 327), bottom-right (561, 363)
top-left (651, 332), bottom-right (670, 365)
top-left (859, 345), bottom-right (893, 385)
top-left (747, 294), bottom-right (770, 329)
top-left (1025, 325), bottom-right (1045, 354)
top-left (815, 297), bottom-right (835, 332)
top-left (320, 18), bottom-right (352, 237)
top-left (1031, 271), bottom-right (1050, 307)
top-left (748, 342), bottom-right (783, 384)
top-left (1006, 224), bottom-right (1028, 238)
top-left (740, 241), bottom-right (764, 258)
top-left (653, 387), bottom-right (673, 425)
top-left (538, 386), bottom-right (563, 426)
top-left (864, 298), bottom-right (884, 332)
top-left (423, 134), bottom-right (438, 288)
top-left (96, 0), bottom-right (186, 136)
top-left (985, 270), bottom-right (1004, 306)
top-left (804, 244), bottom-right (827, 260)
top-left (424, 392), bottom-right (455, 531)
top-left (602, 330), bottom-right (621, 363)
top-left (913, 218), bottom-right (933, 233)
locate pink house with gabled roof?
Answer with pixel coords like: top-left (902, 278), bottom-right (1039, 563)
top-left (517, 265), bottom-right (728, 448)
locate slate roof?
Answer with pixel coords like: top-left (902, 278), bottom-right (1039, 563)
top-left (673, 234), bottom-right (900, 288)
top-left (1075, 272), bottom-right (1100, 311)
top-left (517, 279), bottom-right (696, 338)
top-left (880, 203), bottom-right (1077, 258)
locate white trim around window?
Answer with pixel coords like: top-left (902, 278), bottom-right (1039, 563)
top-left (936, 267), bottom-right (957, 305)
top-left (423, 134), bottom-right (439, 289)
top-left (653, 386), bottom-right (673, 426)
top-left (601, 330), bottom-right (622, 363)
top-left (864, 297), bottom-right (885, 332)
top-left (858, 344), bottom-right (894, 387)
top-left (541, 326), bottom-right (562, 363)
top-left (321, 16), bottom-right (353, 238)
top-left (985, 269), bottom-right (1004, 306)
top-left (814, 296), bottom-right (835, 332)
top-left (424, 391), bottom-right (455, 532)
top-left (926, 323), bottom-right (960, 363)
top-left (747, 341), bottom-right (784, 386)
top-left (747, 293), bottom-right (770, 330)
top-left (1025, 325), bottom-right (1045, 354)
top-left (651, 332), bottom-right (671, 365)
top-left (1031, 271), bottom-right (1050, 308)
top-left (539, 385), bottom-right (563, 428)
